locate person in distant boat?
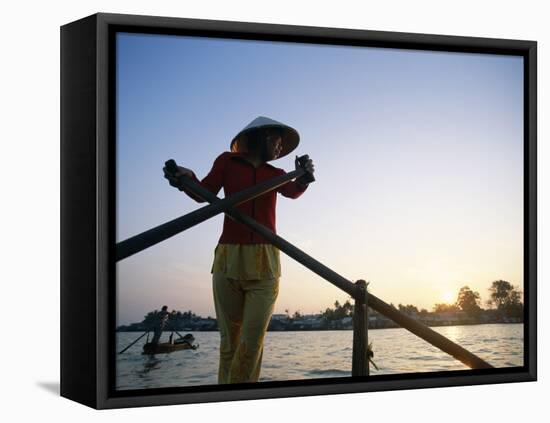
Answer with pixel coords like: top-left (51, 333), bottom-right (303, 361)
top-left (151, 305), bottom-right (170, 345)
top-left (164, 116), bottom-right (314, 384)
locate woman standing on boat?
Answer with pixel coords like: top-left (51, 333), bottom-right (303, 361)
top-left (164, 116), bottom-right (314, 384)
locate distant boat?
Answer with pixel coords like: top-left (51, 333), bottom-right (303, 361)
top-left (142, 333), bottom-right (199, 355)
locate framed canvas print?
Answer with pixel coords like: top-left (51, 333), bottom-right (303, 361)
top-left (60, 12), bottom-right (537, 409)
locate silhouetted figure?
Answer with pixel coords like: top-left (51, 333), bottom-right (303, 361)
top-left (151, 305), bottom-right (170, 345)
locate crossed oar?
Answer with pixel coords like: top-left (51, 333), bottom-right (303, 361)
top-left (163, 159), bottom-right (493, 370)
top-left (116, 155), bottom-right (314, 261)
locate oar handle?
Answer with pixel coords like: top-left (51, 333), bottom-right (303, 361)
top-left (165, 159), bottom-right (179, 177)
top-left (296, 154), bottom-right (315, 183)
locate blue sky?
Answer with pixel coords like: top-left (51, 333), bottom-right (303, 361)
top-left (116, 32), bottom-right (523, 325)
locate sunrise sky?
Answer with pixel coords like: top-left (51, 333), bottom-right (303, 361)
top-left (115, 32), bottom-right (523, 326)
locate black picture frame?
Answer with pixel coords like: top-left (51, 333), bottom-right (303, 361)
top-left (60, 12), bottom-right (537, 409)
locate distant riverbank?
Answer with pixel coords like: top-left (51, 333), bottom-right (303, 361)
top-left (121, 290), bottom-right (523, 333)
top-left (117, 315), bottom-right (522, 332)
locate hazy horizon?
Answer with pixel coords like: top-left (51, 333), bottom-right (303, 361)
top-left (116, 32), bottom-right (523, 326)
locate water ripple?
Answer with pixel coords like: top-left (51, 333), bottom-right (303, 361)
top-left (116, 324), bottom-right (524, 390)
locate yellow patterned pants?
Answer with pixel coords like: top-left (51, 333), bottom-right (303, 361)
top-left (212, 272), bottom-right (279, 384)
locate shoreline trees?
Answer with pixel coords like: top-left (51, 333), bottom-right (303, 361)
top-left (117, 280), bottom-right (524, 331)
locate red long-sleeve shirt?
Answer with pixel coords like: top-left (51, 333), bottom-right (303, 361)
top-left (183, 151), bottom-right (308, 244)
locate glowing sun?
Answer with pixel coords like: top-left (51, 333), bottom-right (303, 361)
top-left (442, 291), bottom-right (455, 303)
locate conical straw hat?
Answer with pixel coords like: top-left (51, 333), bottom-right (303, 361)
top-left (230, 116), bottom-right (300, 159)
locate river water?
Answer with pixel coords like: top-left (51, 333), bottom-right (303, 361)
top-left (116, 323), bottom-right (523, 390)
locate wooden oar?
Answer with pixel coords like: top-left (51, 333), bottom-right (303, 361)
top-left (115, 156), bottom-right (313, 261)
top-left (118, 331), bottom-right (148, 354)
